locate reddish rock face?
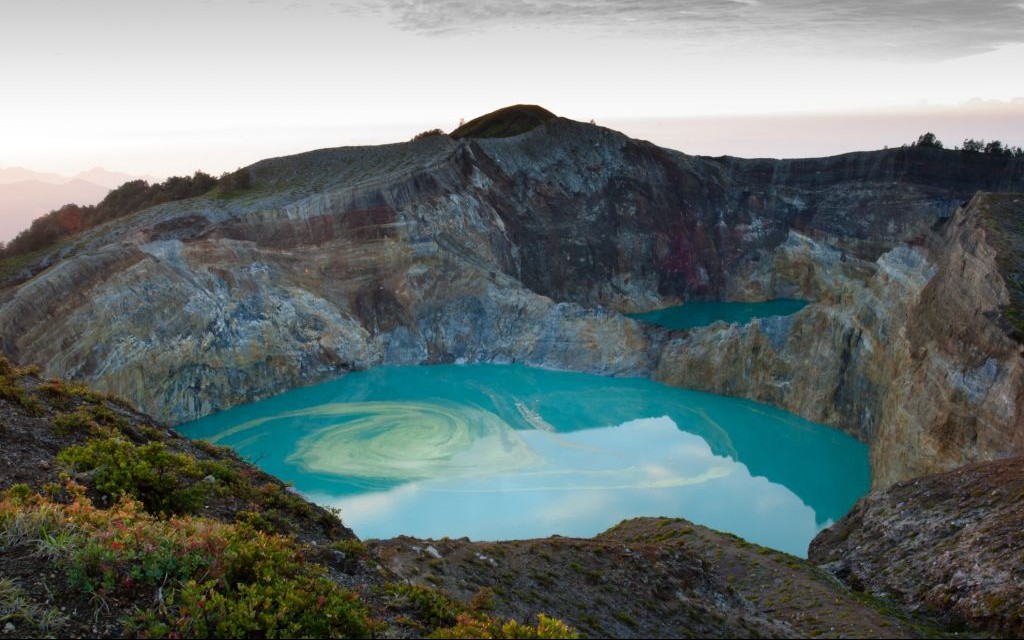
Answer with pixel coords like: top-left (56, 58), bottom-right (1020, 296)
top-left (453, 122), bottom-right (1023, 311)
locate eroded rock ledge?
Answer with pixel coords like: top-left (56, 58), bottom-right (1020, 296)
top-left (809, 455), bottom-right (1024, 637)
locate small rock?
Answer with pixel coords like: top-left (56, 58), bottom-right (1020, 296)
top-left (476, 552), bottom-right (499, 567)
top-left (425, 545), bottom-right (442, 559)
top-left (201, 474), bottom-right (217, 484)
top-left (4, 622), bottom-right (15, 633)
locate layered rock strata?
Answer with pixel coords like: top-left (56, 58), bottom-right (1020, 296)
top-left (656, 193), bottom-right (1024, 486)
top-left (1, 116), bottom-right (1022, 487)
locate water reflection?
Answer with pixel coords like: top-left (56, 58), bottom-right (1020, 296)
top-left (178, 364), bottom-right (868, 557)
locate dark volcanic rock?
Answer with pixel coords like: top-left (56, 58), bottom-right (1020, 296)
top-left (809, 456), bottom-right (1024, 637)
top-left (372, 516), bottom-right (946, 639)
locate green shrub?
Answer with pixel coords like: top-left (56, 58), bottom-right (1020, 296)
top-left (157, 572), bottom-right (372, 639)
top-left (215, 168), bottom-right (251, 195)
top-left (133, 522), bottom-right (374, 638)
top-left (912, 132), bottom-right (943, 149)
top-left (52, 411), bottom-right (98, 436)
top-left (56, 438), bottom-right (208, 515)
top-left (382, 583), bottom-right (463, 628)
top-left (197, 458), bottom-right (241, 487)
top-left (67, 516), bottom-right (224, 594)
top-left (0, 368), bottom-right (43, 415)
top-left (37, 379), bottom-right (103, 407)
top-left (469, 587), bottom-right (495, 612)
top-left (2, 489), bottom-right (376, 639)
top-left (37, 380), bottom-right (73, 409)
top-left (194, 440), bottom-right (228, 456)
top-left (82, 403), bottom-right (128, 429)
top-left (331, 538), bottom-right (368, 559)
top-left (1, 484), bottom-right (33, 505)
top-left (412, 128), bottom-right (447, 141)
top-left (430, 613), bottom-right (579, 639)
top-left (234, 510), bottom-right (275, 533)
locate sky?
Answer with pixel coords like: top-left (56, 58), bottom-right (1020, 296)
top-left (2, 0), bottom-right (1023, 179)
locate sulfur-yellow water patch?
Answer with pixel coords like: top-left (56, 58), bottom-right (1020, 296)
top-left (214, 402), bottom-right (540, 480)
top-left (177, 363), bottom-right (871, 555)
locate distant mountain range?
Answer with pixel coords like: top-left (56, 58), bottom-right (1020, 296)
top-left (0, 167), bottom-right (151, 243)
top-left (0, 166), bottom-right (144, 188)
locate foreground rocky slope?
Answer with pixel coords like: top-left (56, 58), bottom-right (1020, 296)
top-left (1, 108), bottom-right (1023, 488)
top-left (810, 455), bottom-right (1024, 637)
top-left (372, 517), bottom-right (949, 639)
top-left (0, 365), bottom-right (948, 638)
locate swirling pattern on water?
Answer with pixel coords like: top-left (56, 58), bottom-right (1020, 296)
top-left (204, 401), bottom-right (540, 480)
top-left (178, 363), bottom-right (871, 555)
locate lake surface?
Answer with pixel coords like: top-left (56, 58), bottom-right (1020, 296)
top-left (629, 299), bottom-right (809, 330)
top-left (178, 364), bottom-right (868, 557)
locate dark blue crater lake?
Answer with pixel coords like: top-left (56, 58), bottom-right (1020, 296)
top-left (629, 299), bottom-right (809, 330)
top-left (178, 364), bottom-right (868, 556)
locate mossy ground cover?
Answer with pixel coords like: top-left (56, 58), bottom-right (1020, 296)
top-left (0, 242), bottom-right (68, 287)
top-left (449, 105), bottom-right (557, 140)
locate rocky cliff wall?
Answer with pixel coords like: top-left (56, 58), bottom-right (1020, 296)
top-left (655, 193), bottom-right (1024, 486)
top-left (1, 117), bottom-right (1022, 488)
top-left (809, 455), bottom-right (1024, 636)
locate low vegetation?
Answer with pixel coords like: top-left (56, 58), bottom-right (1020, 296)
top-left (449, 105), bottom-right (557, 140)
top-left (911, 132), bottom-right (1023, 156)
top-left (0, 485), bottom-right (376, 638)
top-left (411, 128), bottom-right (448, 141)
top-left (56, 438), bottom-right (213, 516)
top-left (0, 356), bottom-right (578, 638)
top-left (431, 613), bottom-right (579, 639)
top-left (0, 168), bottom-right (251, 263)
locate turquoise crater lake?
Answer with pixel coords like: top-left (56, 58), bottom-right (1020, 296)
top-left (629, 299), bottom-right (809, 330)
top-left (178, 364), bottom-right (868, 557)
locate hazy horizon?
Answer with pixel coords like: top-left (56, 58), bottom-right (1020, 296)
top-left (4, 102), bottom-right (1023, 181)
top-left (3, 0), bottom-right (1023, 180)
top-left (4, 0), bottom-right (1019, 177)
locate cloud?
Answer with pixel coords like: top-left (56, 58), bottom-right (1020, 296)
top-left (369, 0), bottom-right (1024, 59)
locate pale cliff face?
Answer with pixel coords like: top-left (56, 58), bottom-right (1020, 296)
top-left (0, 118), bottom-right (1022, 488)
top-left (656, 194), bottom-right (1024, 487)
